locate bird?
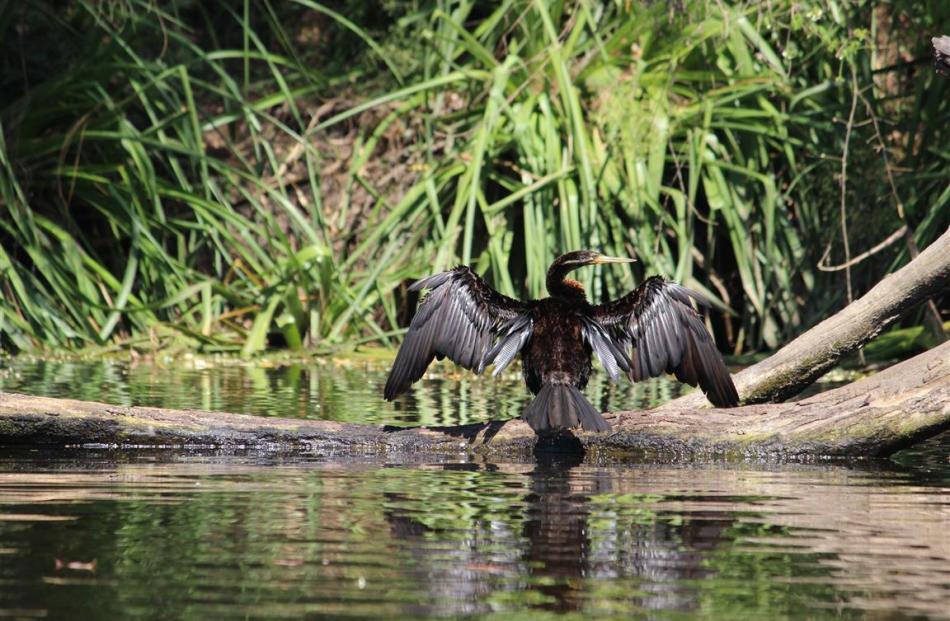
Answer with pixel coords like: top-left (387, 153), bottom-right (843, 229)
top-left (383, 250), bottom-right (739, 433)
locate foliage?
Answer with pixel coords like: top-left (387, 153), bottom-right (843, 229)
top-left (0, 0), bottom-right (946, 355)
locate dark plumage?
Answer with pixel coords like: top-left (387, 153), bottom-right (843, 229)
top-left (384, 250), bottom-right (739, 434)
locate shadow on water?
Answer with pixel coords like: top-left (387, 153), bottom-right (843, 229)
top-left (533, 430), bottom-right (586, 459)
top-left (522, 453), bottom-right (741, 614)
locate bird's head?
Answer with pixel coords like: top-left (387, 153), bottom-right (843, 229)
top-left (547, 250), bottom-right (636, 299)
top-left (552, 250), bottom-right (636, 269)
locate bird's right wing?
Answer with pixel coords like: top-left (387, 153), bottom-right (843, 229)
top-left (383, 266), bottom-right (533, 400)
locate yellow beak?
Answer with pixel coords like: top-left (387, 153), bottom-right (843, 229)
top-left (591, 254), bottom-right (636, 264)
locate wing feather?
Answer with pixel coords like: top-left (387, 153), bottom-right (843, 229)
top-left (384, 266), bottom-right (533, 400)
top-left (591, 276), bottom-right (739, 407)
top-left (480, 315), bottom-right (533, 376)
top-left (581, 317), bottom-right (631, 381)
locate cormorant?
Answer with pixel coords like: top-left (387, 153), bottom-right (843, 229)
top-left (384, 250), bottom-right (739, 433)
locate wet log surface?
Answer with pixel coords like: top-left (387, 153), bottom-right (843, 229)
top-left (0, 340), bottom-right (946, 461)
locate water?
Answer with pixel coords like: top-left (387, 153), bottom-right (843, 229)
top-left (0, 358), bottom-right (948, 620)
top-left (0, 356), bottom-right (688, 427)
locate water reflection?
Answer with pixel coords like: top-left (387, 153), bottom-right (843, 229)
top-left (515, 453), bottom-right (591, 612)
top-left (0, 357), bottom-right (686, 427)
top-left (0, 356), bottom-right (948, 619)
top-left (9, 453), bottom-right (945, 619)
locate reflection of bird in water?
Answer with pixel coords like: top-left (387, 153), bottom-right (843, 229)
top-left (522, 451), bottom-right (594, 612)
top-left (384, 250), bottom-right (738, 433)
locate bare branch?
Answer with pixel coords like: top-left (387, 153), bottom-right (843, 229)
top-left (818, 225), bottom-right (907, 271)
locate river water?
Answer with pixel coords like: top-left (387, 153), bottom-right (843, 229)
top-left (0, 358), bottom-right (947, 620)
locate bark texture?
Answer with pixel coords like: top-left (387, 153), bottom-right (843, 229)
top-left (0, 340), bottom-right (946, 460)
top-left (934, 35), bottom-right (950, 76)
top-left (666, 228), bottom-right (949, 408)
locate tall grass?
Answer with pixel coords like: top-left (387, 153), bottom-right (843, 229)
top-left (0, 1), bottom-right (417, 354)
top-left (0, 0), bottom-right (946, 355)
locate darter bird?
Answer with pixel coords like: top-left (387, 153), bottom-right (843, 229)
top-left (383, 250), bottom-right (739, 433)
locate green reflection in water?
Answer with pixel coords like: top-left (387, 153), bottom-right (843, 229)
top-left (0, 357), bottom-right (948, 620)
top-left (0, 357), bottom-right (685, 426)
top-left (0, 456), bottom-right (947, 620)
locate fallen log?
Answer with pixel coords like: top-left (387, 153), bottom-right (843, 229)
top-left (0, 340), bottom-right (946, 460)
top-left (667, 226), bottom-right (949, 408)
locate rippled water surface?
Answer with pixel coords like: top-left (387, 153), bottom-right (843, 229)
top-left (0, 358), bottom-right (948, 620)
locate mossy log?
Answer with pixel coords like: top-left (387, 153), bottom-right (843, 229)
top-left (0, 340), bottom-right (946, 460)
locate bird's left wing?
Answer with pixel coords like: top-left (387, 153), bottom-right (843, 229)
top-left (383, 266), bottom-right (533, 400)
top-left (590, 276), bottom-right (739, 407)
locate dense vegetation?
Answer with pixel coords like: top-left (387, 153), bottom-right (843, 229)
top-left (0, 0), bottom-right (947, 356)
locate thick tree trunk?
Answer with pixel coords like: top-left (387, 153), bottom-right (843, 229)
top-left (666, 227), bottom-right (949, 408)
top-left (0, 340), bottom-right (946, 460)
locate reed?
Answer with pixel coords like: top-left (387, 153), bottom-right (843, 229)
top-left (1, 1), bottom-right (946, 355)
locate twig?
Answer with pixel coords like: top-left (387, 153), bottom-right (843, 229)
top-left (851, 39), bottom-right (947, 342)
top-left (818, 225), bottom-right (907, 271)
top-left (839, 66), bottom-right (859, 343)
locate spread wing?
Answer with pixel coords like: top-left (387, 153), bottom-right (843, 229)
top-left (383, 266), bottom-right (533, 400)
top-left (590, 276), bottom-right (739, 407)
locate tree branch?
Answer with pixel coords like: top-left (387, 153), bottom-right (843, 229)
top-left (665, 228), bottom-right (949, 407)
top-left (934, 35), bottom-right (950, 76)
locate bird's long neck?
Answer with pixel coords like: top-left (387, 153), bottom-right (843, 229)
top-left (546, 264), bottom-right (587, 301)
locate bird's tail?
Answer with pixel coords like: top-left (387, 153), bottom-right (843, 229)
top-left (522, 383), bottom-right (610, 433)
